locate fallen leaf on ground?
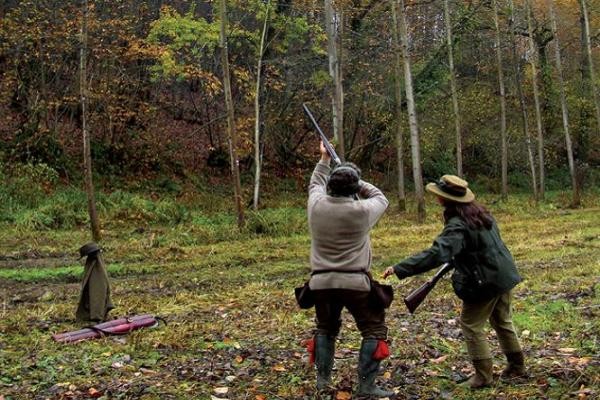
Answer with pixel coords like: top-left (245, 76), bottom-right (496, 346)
top-left (336, 391), bottom-right (351, 400)
top-left (430, 355), bottom-right (448, 364)
top-left (255, 395), bottom-right (266, 400)
top-left (214, 387), bottom-right (229, 394)
top-left (272, 364), bottom-right (286, 372)
top-left (559, 347), bottom-right (577, 353)
top-left (88, 388), bottom-right (102, 398)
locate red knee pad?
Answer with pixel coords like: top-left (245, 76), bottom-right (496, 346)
top-left (306, 337), bottom-right (315, 364)
top-left (372, 340), bottom-right (390, 361)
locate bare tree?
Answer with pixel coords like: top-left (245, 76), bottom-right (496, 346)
top-left (253, 0), bottom-right (270, 210)
top-left (81, 0), bottom-right (101, 242)
top-left (509, 0), bottom-right (538, 201)
top-left (390, 0), bottom-right (406, 211)
top-left (325, 0), bottom-right (345, 158)
top-left (444, 0), bottom-right (463, 178)
top-left (526, 0), bottom-right (546, 200)
top-left (547, 0), bottom-right (578, 205)
top-left (579, 0), bottom-right (600, 133)
top-left (492, 0), bottom-right (508, 199)
top-left (396, 0), bottom-right (425, 222)
top-left (219, 0), bottom-right (244, 227)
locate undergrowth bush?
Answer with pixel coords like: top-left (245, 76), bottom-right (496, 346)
top-left (244, 208), bottom-right (307, 236)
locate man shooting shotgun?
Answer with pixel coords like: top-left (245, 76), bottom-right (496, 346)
top-left (301, 103), bottom-right (393, 396)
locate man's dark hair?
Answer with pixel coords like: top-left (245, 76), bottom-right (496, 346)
top-left (327, 162), bottom-right (361, 197)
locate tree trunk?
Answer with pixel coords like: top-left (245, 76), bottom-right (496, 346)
top-left (580, 0), bottom-right (600, 133)
top-left (397, 0), bottom-right (425, 222)
top-left (81, 0), bottom-right (101, 242)
top-left (325, 0), bottom-right (345, 159)
top-left (492, 0), bottom-right (508, 199)
top-left (390, 0), bottom-right (406, 211)
top-left (444, 0), bottom-right (463, 178)
top-left (219, 0), bottom-right (244, 228)
top-left (253, 0), bottom-right (270, 211)
top-left (509, 0), bottom-right (538, 201)
top-left (547, 0), bottom-right (578, 206)
top-left (526, 0), bottom-right (546, 200)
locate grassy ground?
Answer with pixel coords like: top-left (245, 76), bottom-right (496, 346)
top-left (0, 191), bottom-right (598, 399)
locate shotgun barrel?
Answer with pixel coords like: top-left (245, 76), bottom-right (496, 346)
top-left (302, 103), bottom-right (342, 165)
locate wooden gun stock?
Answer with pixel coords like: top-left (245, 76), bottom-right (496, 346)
top-left (403, 263), bottom-right (453, 314)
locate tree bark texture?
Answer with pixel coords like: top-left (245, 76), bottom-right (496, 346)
top-left (580, 0), bottom-right (600, 134)
top-left (390, 0), bottom-right (406, 211)
top-left (492, 0), bottom-right (508, 199)
top-left (81, 0), bottom-right (101, 242)
top-left (325, 0), bottom-right (345, 159)
top-left (253, 0), bottom-right (270, 210)
top-left (526, 0), bottom-right (546, 200)
top-left (219, 0), bottom-right (245, 228)
top-left (397, 0), bottom-right (425, 222)
top-left (509, 0), bottom-right (538, 201)
top-left (547, 0), bottom-right (578, 206)
top-left (444, 0), bottom-right (463, 178)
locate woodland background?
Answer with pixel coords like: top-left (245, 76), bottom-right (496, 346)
top-left (0, 2), bottom-right (599, 399)
top-left (1, 0), bottom-right (599, 226)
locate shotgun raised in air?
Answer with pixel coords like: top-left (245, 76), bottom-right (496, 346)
top-left (302, 103), bottom-right (341, 165)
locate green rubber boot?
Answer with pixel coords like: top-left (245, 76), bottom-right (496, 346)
top-left (357, 339), bottom-right (394, 397)
top-left (315, 335), bottom-right (335, 390)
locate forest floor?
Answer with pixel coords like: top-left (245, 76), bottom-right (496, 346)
top-left (0, 192), bottom-right (599, 400)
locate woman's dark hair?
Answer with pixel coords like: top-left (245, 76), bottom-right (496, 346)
top-left (442, 200), bottom-right (493, 230)
top-left (327, 162), bottom-right (361, 197)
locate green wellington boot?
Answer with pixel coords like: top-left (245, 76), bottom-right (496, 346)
top-left (501, 352), bottom-right (527, 379)
top-left (466, 358), bottom-right (494, 389)
top-left (357, 339), bottom-right (394, 398)
top-left (315, 335), bottom-right (336, 390)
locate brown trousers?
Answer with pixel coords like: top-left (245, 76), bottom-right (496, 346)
top-left (313, 289), bottom-right (387, 339)
top-left (460, 290), bottom-right (522, 360)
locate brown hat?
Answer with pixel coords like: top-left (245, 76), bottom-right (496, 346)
top-left (425, 175), bottom-right (475, 203)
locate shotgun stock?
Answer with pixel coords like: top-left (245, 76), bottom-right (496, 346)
top-left (302, 103), bottom-right (341, 165)
top-left (403, 263), bottom-right (454, 314)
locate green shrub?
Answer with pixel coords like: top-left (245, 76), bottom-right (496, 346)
top-left (244, 207), bottom-right (307, 236)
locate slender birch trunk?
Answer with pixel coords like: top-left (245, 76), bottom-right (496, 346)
top-left (253, 0), bottom-right (270, 210)
top-left (325, 0), bottom-right (344, 158)
top-left (509, 0), bottom-right (538, 201)
top-left (580, 0), bottom-right (600, 133)
top-left (526, 0), bottom-right (546, 200)
top-left (443, 0), bottom-right (463, 178)
top-left (390, 0), bottom-right (406, 211)
top-left (81, 0), bottom-right (101, 242)
top-left (397, 0), bottom-right (425, 222)
top-left (547, 0), bottom-right (578, 205)
top-left (492, 0), bottom-right (508, 199)
top-left (219, 0), bottom-right (244, 228)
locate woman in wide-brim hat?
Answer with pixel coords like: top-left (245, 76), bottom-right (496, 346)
top-left (383, 174), bottom-right (527, 389)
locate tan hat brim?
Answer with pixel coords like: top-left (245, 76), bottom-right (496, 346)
top-left (426, 182), bottom-right (475, 203)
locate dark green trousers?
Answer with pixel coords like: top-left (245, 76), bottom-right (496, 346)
top-left (313, 289), bottom-right (387, 339)
top-left (460, 290), bottom-right (522, 360)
